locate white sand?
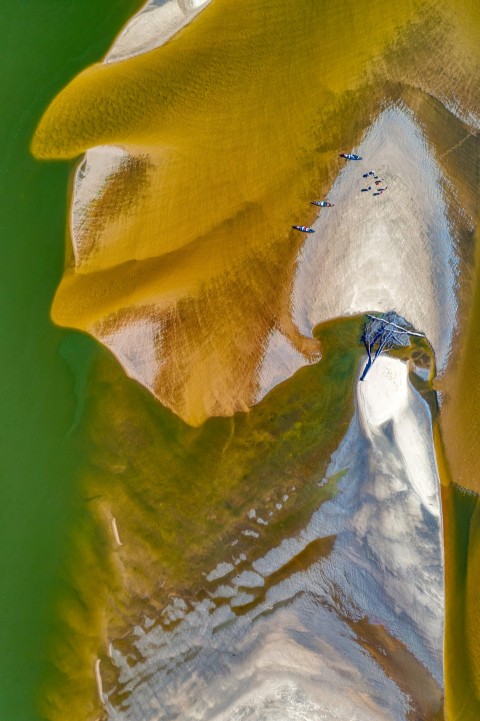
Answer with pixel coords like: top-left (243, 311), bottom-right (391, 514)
top-left (251, 103), bottom-right (458, 415)
top-left (359, 356), bottom-right (439, 513)
top-left (255, 329), bottom-right (318, 402)
top-left (111, 517), bottom-right (123, 546)
top-left (101, 318), bottom-right (160, 392)
top-left (293, 104), bottom-right (457, 372)
top-left (95, 659), bottom-right (105, 703)
top-left (71, 145), bottom-right (128, 266)
top-left (105, 0), bottom-right (212, 64)
top-left (106, 356), bottom-right (443, 720)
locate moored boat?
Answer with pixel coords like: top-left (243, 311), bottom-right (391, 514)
top-left (292, 225), bottom-right (315, 233)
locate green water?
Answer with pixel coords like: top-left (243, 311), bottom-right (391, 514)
top-left (0, 3), bottom-right (140, 719)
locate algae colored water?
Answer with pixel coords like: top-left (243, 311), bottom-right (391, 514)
top-left (0, 3), bottom-right (141, 719)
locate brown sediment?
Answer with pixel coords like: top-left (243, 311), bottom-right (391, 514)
top-left (441, 483), bottom-right (480, 721)
top-left (220, 534), bottom-right (338, 617)
top-left (373, 2), bottom-right (480, 132)
top-left (351, 616), bottom-right (444, 721)
top-left (74, 154), bottom-right (152, 266)
top-left (381, 6), bottom-right (480, 503)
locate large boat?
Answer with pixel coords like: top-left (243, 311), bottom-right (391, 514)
top-left (292, 225), bottom-right (315, 233)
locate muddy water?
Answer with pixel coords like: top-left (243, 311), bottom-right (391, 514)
top-left (23, 0), bottom-right (480, 720)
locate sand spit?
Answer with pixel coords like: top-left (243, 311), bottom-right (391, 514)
top-left (34, 0), bottom-right (480, 425)
top-left (292, 105), bottom-right (457, 371)
top-left (105, 356), bottom-right (443, 720)
top-left (105, 0), bottom-right (212, 64)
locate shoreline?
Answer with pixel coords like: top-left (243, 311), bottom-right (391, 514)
top-left (105, 0), bottom-right (213, 64)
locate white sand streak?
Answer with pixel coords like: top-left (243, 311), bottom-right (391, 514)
top-left (106, 0), bottom-right (213, 64)
top-left (293, 105), bottom-right (457, 371)
top-left (255, 329), bottom-right (318, 401)
top-left (111, 517), bottom-right (123, 546)
top-left (359, 356), bottom-right (439, 513)
top-left (71, 145), bottom-right (128, 266)
top-left (70, 0), bottom-right (213, 267)
top-left (351, 356), bottom-right (444, 660)
top-left (95, 659), bottom-right (105, 703)
top-left (101, 318), bottom-right (161, 392)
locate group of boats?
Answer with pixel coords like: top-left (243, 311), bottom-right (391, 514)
top-left (292, 152), bottom-right (362, 234)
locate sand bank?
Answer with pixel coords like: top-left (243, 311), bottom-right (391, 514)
top-left (106, 0), bottom-right (212, 64)
top-left (105, 356), bottom-right (443, 720)
top-left (292, 105), bottom-right (457, 371)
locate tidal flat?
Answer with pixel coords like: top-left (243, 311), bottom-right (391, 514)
top-left (6, 0), bottom-right (480, 719)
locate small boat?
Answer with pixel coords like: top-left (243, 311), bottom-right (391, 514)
top-left (311, 200), bottom-right (334, 207)
top-left (361, 186), bottom-right (372, 192)
top-left (340, 153), bottom-right (362, 160)
top-left (292, 225), bottom-right (315, 233)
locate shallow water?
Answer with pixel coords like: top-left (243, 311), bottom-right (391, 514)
top-left (103, 356), bottom-right (444, 721)
top-left (5, 0), bottom-right (480, 719)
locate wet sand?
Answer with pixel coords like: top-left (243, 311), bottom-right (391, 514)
top-left (103, 356), bottom-right (444, 721)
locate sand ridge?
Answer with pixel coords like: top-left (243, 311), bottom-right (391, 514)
top-left (106, 0), bottom-right (213, 64)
